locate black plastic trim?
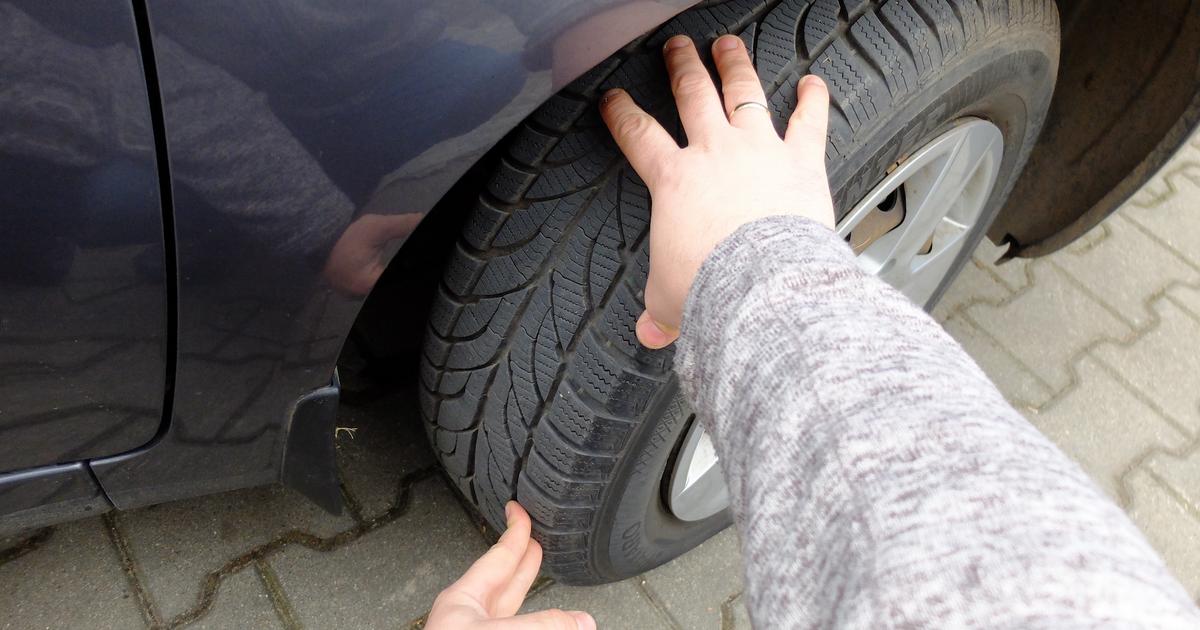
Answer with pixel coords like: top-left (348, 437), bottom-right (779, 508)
top-left (280, 374), bottom-right (344, 515)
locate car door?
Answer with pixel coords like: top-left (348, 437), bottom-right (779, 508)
top-left (0, 0), bottom-right (168, 474)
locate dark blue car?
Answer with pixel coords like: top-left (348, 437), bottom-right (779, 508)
top-left (3, 0), bottom-right (1196, 583)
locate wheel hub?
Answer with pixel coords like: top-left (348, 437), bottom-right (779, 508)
top-left (665, 119), bottom-right (1005, 522)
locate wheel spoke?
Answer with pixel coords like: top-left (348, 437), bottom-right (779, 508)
top-left (836, 178), bottom-right (904, 239)
top-left (911, 126), bottom-right (1000, 231)
top-left (847, 120), bottom-right (1002, 298)
top-left (881, 139), bottom-right (968, 272)
top-left (880, 124), bottom-right (999, 274)
top-left (668, 420), bottom-right (731, 522)
top-left (899, 123), bottom-right (1002, 302)
top-left (906, 224), bottom-right (970, 301)
top-left (672, 461), bottom-right (729, 521)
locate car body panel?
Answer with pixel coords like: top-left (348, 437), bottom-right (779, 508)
top-left (0, 1), bottom-right (167, 475)
top-left (90, 0), bottom-right (693, 511)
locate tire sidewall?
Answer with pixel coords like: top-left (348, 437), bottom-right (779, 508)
top-left (591, 382), bottom-right (727, 581)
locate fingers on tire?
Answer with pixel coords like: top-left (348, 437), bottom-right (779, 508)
top-left (710, 35), bottom-right (773, 132)
top-left (663, 35), bottom-right (727, 142)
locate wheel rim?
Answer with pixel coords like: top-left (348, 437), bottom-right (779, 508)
top-left (666, 416), bottom-right (729, 522)
top-left (835, 118), bottom-right (1004, 305)
top-left (665, 119), bottom-right (1005, 522)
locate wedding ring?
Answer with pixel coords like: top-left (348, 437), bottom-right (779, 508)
top-left (731, 101), bottom-right (770, 115)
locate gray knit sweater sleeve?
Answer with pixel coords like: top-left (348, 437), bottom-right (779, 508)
top-left (673, 215), bottom-right (1200, 629)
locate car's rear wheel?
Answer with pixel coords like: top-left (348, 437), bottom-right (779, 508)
top-left (420, 0), bottom-right (1059, 584)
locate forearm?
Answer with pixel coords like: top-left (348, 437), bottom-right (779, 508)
top-left (674, 216), bottom-right (1199, 628)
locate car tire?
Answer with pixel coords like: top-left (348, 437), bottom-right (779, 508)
top-left (420, 0), bottom-right (1059, 584)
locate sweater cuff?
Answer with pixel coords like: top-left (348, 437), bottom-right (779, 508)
top-left (673, 215), bottom-right (856, 406)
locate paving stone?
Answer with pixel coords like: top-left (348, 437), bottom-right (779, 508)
top-left (520, 579), bottom-right (671, 629)
top-left (642, 528), bottom-right (743, 629)
top-left (1124, 158), bottom-right (1200, 269)
top-left (1055, 214), bottom-right (1199, 327)
top-left (118, 484), bottom-right (355, 619)
top-left (932, 257), bottom-right (1011, 322)
top-left (1025, 356), bottom-right (1189, 503)
top-left (1170, 283), bottom-right (1200, 317)
top-left (942, 314), bottom-right (1055, 409)
top-left (0, 519), bottom-right (145, 629)
top-left (190, 567), bottom-right (280, 630)
top-left (981, 254), bottom-right (1033, 294)
top-left (272, 477), bottom-right (487, 628)
top-left (337, 386), bottom-right (438, 518)
top-left (1092, 296), bottom-right (1200, 433)
top-left (1145, 442), bottom-right (1200, 514)
top-left (972, 236), bottom-right (1013, 264)
top-left (1125, 467), bottom-right (1200, 598)
top-left (728, 593), bottom-right (751, 629)
top-left (966, 263), bottom-right (1133, 392)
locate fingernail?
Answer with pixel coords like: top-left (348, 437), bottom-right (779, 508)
top-left (637, 314), bottom-right (677, 350)
top-left (715, 35), bottom-right (741, 51)
top-left (801, 74), bottom-right (825, 88)
top-left (600, 88), bottom-right (622, 106)
top-left (504, 501), bottom-right (514, 523)
top-left (664, 35), bottom-right (690, 50)
top-left (570, 611), bottom-right (596, 630)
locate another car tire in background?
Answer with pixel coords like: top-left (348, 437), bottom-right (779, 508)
top-left (420, 0), bottom-right (1059, 584)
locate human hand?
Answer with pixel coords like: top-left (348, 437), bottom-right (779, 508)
top-left (600, 34), bottom-right (834, 348)
top-left (426, 501), bottom-right (596, 630)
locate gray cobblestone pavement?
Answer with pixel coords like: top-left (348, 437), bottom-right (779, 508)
top-left (3, 137), bottom-right (1200, 628)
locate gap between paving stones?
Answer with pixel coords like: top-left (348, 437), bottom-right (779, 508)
top-left (103, 466), bottom-right (439, 629)
top-left (1141, 440), bottom-right (1200, 525)
top-left (255, 558), bottom-right (302, 630)
top-left (635, 576), bottom-right (685, 630)
top-left (955, 276), bottom-right (1200, 423)
top-left (719, 591), bottom-right (745, 630)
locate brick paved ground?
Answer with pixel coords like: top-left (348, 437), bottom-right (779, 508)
top-left (3, 137), bottom-right (1199, 628)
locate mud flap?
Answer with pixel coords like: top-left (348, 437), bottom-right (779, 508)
top-left (280, 373), bottom-right (343, 515)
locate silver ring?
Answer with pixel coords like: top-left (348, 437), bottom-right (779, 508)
top-left (731, 101), bottom-right (770, 115)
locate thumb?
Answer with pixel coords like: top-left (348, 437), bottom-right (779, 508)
top-left (487, 608), bottom-right (596, 630)
top-left (636, 310), bottom-right (679, 349)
